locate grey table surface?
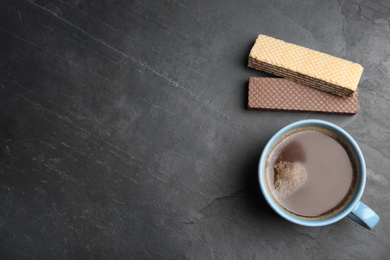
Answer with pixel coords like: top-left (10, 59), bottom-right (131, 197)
top-left (1, 0), bottom-right (389, 259)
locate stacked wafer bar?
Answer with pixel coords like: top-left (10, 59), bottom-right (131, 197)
top-left (248, 35), bottom-right (363, 97)
top-left (247, 77), bottom-right (359, 115)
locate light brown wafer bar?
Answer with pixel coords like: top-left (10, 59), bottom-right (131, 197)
top-left (248, 77), bottom-right (358, 114)
top-left (248, 35), bottom-right (363, 97)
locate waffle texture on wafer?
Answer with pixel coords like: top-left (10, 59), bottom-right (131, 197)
top-left (247, 77), bottom-right (358, 114)
top-left (248, 35), bottom-right (363, 97)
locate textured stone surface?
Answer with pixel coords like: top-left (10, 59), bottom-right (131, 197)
top-left (0, 0), bottom-right (389, 259)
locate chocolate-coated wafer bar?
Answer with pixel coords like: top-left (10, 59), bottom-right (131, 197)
top-left (248, 77), bottom-right (358, 114)
top-left (248, 35), bottom-right (363, 97)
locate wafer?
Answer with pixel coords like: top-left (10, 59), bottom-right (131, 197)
top-left (247, 77), bottom-right (358, 114)
top-left (248, 35), bottom-right (363, 97)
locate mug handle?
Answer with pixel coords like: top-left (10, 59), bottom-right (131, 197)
top-left (348, 201), bottom-right (380, 229)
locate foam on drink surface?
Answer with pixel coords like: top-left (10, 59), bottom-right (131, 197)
top-left (273, 161), bottom-right (307, 198)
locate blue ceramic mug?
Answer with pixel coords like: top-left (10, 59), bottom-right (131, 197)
top-left (258, 119), bottom-right (379, 229)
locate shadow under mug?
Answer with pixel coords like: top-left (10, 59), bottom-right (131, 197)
top-left (258, 119), bottom-right (379, 229)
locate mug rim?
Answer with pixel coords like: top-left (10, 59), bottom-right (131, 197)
top-left (258, 119), bottom-right (366, 227)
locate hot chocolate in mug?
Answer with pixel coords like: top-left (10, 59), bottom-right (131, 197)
top-left (258, 119), bottom-right (379, 229)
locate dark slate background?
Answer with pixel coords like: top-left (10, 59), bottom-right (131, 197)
top-left (1, 0), bottom-right (389, 259)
